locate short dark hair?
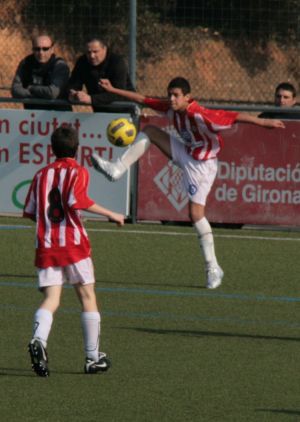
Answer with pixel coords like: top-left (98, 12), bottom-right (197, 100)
top-left (31, 33), bottom-right (54, 47)
top-left (275, 82), bottom-right (297, 97)
top-left (86, 37), bottom-right (108, 48)
top-left (51, 126), bottom-right (79, 158)
top-left (167, 77), bottom-right (191, 95)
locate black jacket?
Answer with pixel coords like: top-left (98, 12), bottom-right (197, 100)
top-left (11, 54), bottom-right (71, 111)
top-left (68, 50), bottom-right (135, 111)
top-left (259, 110), bottom-right (300, 120)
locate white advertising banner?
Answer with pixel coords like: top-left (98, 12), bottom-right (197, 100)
top-left (0, 109), bottom-right (131, 216)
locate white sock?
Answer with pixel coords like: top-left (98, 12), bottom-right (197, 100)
top-left (120, 132), bottom-right (150, 169)
top-left (32, 308), bottom-right (53, 348)
top-left (194, 217), bottom-right (218, 270)
top-left (81, 312), bottom-right (101, 361)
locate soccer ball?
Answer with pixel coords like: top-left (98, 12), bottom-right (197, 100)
top-left (106, 117), bottom-right (137, 147)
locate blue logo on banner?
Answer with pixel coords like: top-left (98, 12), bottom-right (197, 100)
top-left (188, 184), bottom-right (197, 195)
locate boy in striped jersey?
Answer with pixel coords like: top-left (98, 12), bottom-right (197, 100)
top-left (24, 125), bottom-right (124, 376)
top-left (91, 77), bottom-right (285, 290)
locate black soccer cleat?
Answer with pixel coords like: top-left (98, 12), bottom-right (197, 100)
top-left (28, 339), bottom-right (49, 377)
top-left (84, 352), bottom-right (111, 374)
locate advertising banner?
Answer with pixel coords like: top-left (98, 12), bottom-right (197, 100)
top-left (0, 109), bottom-right (131, 215)
top-left (137, 116), bottom-right (300, 226)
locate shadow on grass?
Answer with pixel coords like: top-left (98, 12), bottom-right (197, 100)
top-left (1, 276), bottom-right (202, 289)
top-left (0, 367), bottom-right (35, 377)
top-left (256, 409), bottom-right (300, 416)
top-left (120, 327), bottom-right (300, 343)
top-left (97, 279), bottom-right (206, 290)
top-left (0, 273), bottom-right (35, 279)
top-left (0, 367), bottom-right (86, 377)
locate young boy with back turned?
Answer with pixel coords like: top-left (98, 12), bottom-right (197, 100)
top-left (24, 125), bottom-right (124, 377)
top-left (91, 77), bottom-right (284, 289)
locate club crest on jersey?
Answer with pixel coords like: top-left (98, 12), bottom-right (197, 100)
top-left (188, 184), bottom-right (197, 195)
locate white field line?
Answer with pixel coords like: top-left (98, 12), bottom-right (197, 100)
top-left (87, 228), bottom-right (300, 242)
top-left (1, 224), bottom-right (300, 241)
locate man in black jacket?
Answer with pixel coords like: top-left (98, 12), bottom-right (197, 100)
top-left (68, 37), bottom-right (134, 111)
top-left (11, 34), bottom-right (71, 111)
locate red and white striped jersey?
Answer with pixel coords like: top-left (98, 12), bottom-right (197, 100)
top-left (143, 98), bottom-right (238, 161)
top-left (23, 157), bottom-right (95, 269)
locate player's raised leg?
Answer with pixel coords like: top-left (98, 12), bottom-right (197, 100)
top-left (91, 131), bottom-right (150, 181)
top-left (91, 125), bottom-right (172, 181)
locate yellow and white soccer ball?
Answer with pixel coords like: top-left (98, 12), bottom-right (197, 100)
top-left (107, 117), bottom-right (137, 147)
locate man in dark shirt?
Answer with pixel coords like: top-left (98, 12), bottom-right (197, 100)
top-left (259, 82), bottom-right (300, 119)
top-left (68, 37), bottom-right (134, 111)
top-left (11, 34), bottom-right (71, 111)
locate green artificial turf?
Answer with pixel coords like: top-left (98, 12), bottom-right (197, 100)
top-left (0, 217), bottom-right (299, 421)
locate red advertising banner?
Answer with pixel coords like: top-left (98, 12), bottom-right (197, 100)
top-left (137, 116), bottom-right (300, 226)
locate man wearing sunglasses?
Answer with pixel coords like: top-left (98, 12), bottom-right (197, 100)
top-left (11, 34), bottom-right (71, 111)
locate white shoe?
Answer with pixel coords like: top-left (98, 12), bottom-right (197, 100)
top-left (91, 154), bottom-right (126, 182)
top-left (206, 266), bottom-right (224, 289)
top-left (84, 352), bottom-right (111, 374)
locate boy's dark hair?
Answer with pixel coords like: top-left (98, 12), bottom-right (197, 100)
top-left (275, 82), bottom-right (297, 97)
top-left (167, 77), bottom-right (191, 95)
top-left (51, 125), bottom-right (79, 158)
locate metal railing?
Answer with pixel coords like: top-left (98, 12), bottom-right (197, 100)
top-left (1, 97), bottom-right (300, 115)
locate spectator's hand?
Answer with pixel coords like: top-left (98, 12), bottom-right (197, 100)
top-left (99, 79), bottom-right (113, 91)
top-left (263, 119), bottom-right (285, 129)
top-left (69, 90), bottom-right (78, 101)
top-left (75, 91), bottom-right (92, 104)
top-left (69, 90), bottom-right (91, 104)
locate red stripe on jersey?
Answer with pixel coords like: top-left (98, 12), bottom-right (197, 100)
top-left (217, 133), bottom-right (224, 150)
top-left (187, 113), bottom-right (201, 142)
top-left (202, 135), bottom-right (213, 160)
top-left (188, 113), bottom-right (206, 157)
top-left (37, 171), bottom-right (47, 250)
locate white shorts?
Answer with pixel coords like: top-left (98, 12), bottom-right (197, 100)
top-left (37, 257), bottom-right (95, 288)
top-left (170, 136), bottom-right (218, 205)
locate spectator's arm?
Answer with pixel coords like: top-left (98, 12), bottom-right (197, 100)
top-left (11, 61), bottom-right (32, 98)
top-left (68, 60), bottom-right (84, 93)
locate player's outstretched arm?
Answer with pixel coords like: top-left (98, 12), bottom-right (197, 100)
top-left (236, 113), bottom-right (285, 129)
top-left (86, 203), bottom-right (125, 226)
top-left (99, 79), bottom-right (146, 104)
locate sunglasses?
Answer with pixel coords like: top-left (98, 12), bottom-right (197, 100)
top-left (33, 46), bottom-right (52, 52)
